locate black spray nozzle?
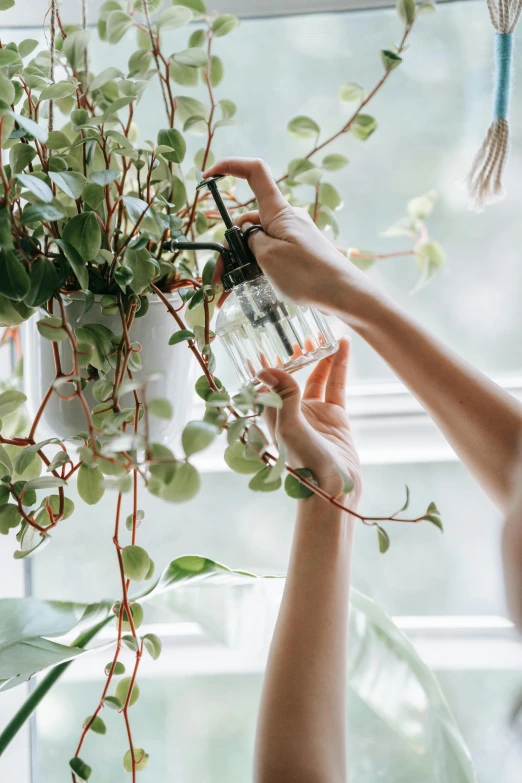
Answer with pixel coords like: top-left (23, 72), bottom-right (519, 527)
top-left (162, 174), bottom-right (264, 291)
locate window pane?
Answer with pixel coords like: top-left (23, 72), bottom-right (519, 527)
top-left (6, 0), bottom-right (522, 387)
top-left (34, 669), bottom-right (522, 783)
top-left (30, 460), bottom-right (505, 617)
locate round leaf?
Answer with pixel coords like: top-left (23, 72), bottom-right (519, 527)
top-left (77, 465), bottom-right (105, 505)
top-left (181, 420), bottom-right (218, 456)
top-left (121, 545), bottom-right (151, 582)
top-left (114, 676), bottom-right (140, 707)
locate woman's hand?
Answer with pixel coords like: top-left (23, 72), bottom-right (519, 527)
top-left (258, 337), bottom-right (362, 505)
top-left (203, 157), bottom-right (381, 325)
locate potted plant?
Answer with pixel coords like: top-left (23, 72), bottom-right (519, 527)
top-left (0, 0), bottom-right (464, 780)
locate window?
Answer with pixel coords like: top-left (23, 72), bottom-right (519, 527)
top-left (2, 2), bottom-right (522, 782)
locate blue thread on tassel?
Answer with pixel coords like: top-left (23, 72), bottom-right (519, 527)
top-left (494, 32), bottom-right (513, 119)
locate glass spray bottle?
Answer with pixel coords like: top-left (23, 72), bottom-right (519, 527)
top-left (166, 175), bottom-right (338, 386)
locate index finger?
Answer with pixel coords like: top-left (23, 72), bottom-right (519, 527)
top-left (203, 157), bottom-right (289, 225)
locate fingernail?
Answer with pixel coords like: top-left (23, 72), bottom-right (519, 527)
top-left (257, 370), bottom-right (277, 388)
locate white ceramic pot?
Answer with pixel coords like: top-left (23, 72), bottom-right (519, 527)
top-left (22, 293), bottom-right (195, 445)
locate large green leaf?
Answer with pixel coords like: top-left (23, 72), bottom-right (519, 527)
top-left (61, 212), bottom-right (101, 262)
top-left (0, 598), bottom-right (110, 690)
top-left (149, 565), bottom-right (476, 783)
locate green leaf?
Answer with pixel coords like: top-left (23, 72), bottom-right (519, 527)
top-left (9, 143), bottom-right (36, 174)
top-left (69, 757), bottom-right (92, 780)
top-left (318, 182), bottom-right (343, 210)
top-left (25, 258), bottom-right (58, 308)
top-left (84, 715), bottom-right (106, 735)
top-left (124, 246), bottom-right (157, 295)
top-left (103, 695), bottom-right (122, 710)
top-left (0, 72), bottom-right (15, 104)
top-left (381, 49), bottom-right (403, 72)
top-left (156, 128), bottom-right (186, 163)
top-left (224, 441), bottom-right (264, 474)
top-left (0, 505), bottom-right (22, 535)
top-left (77, 465), bottom-right (105, 505)
top-left (168, 329), bottom-right (194, 345)
top-left (284, 467), bottom-right (317, 499)
top-left (46, 130), bottom-right (72, 150)
top-left (142, 633), bottom-right (162, 660)
top-left (182, 420), bottom-right (218, 456)
top-left (123, 748), bottom-right (149, 773)
top-left (18, 39), bottom-right (39, 57)
top-left (209, 55), bottom-right (224, 87)
top-left (75, 323), bottom-right (114, 371)
top-left (350, 114), bottom-right (377, 141)
top-left (90, 67), bottom-right (123, 92)
top-left (0, 444), bottom-right (13, 476)
top-left (0, 1), bottom-right (15, 12)
top-left (122, 545), bottom-right (151, 582)
top-left (414, 241), bottom-right (446, 284)
top-left (287, 115), bottom-right (320, 139)
top-left (160, 462), bottom-right (200, 503)
top-left (396, 0), bottom-right (417, 24)
top-left (0, 48), bottom-right (20, 66)
top-left (114, 676), bottom-right (139, 707)
top-left (106, 10), bottom-right (132, 43)
top-left (16, 173), bottom-right (53, 203)
top-left (40, 81), bottom-right (76, 101)
top-left (104, 660), bottom-right (125, 675)
top-left (322, 153), bottom-right (349, 171)
top-left (408, 190), bottom-right (437, 221)
top-left (90, 169), bottom-right (120, 187)
top-left (8, 111), bottom-right (48, 144)
top-left (48, 170), bottom-right (87, 199)
top-left (174, 95), bottom-right (209, 123)
top-left (174, 48), bottom-right (208, 67)
top-left (36, 316), bottom-right (68, 342)
top-left (212, 13), bottom-right (239, 36)
top-left (62, 29), bottom-right (90, 70)
top-left (61, 212), bottom-right (101, 262)
top-left (249, 466), bottom-right (281, 492)
top-left (157, 5), bottom-right (192, 28)
top-left (0, 389), bottom-right (26, 418)
top-left (114, 265), bottom-right (133, 291)
top-left (219, 99), bottom-right (236, 120)
top-left (0, 250), bottom-right (29, 301)
top-left (148, 398), bottom-right (173, 420)
top-left (423, 513), bottom-right (444, 531)
top-left (338, 82), bottom-right (364, 103)
top-left (54, 239), bottom-right (89, 289)
top-left (21, 203), bottom-right (65, 224)
top-left (173, 0), bottom-right (206, 13)
top-left (23, 475), bottom-right (66, 492)
top-left (377, 525), bottom-right (390, 553)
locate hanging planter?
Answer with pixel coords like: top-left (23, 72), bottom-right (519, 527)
top-left (22, 293), bottom-right (194, 444)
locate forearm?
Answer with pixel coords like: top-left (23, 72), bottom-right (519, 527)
top-left (254, 496), bottom-right (355, 783)
top-left (339, 281), bottom-right (522, 511)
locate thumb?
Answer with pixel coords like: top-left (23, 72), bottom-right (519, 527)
top-left (257, 369), bottom-right (302, 436)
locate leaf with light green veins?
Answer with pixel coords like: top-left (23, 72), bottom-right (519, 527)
top-left (77, 465), bottom-right (105, 505)
top-left (89, 67), bottom-right (123, 92)
top-left (122, 545), bottom-right (151, 582)
top-left (0, 250), bottom-right (29, 301)
top-left (287, 115), bottom-right (320, 139)
top-left (174, 48), bottom-right (208, 67)
top-left (89, 169), bottom-right (120, 187)
top-left (106, 10), bottom-right (132, 43)
top-left (48, 170), bottom-right (87, 200)
top-left (124, 246), bottom-right (157, 295)
top-left (16, 173), bottom-right (53, 204)
top-left (182, 420), bottom-right (219, 456)
top-left (381, 49), bottom-right (403, 72)
top-left (25, 258), bottom-right (58, 308)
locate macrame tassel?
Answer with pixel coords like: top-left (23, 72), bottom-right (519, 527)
top-left (465, 0), bottom-right (522, 211)
top-left (466, 31), bottom-right (513, 210)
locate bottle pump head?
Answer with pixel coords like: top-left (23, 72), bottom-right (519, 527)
top-left (163, 174), bottom-right (263, 291)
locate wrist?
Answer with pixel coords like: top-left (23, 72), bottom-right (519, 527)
top-left (326, 262), bottom-right (397, 333)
